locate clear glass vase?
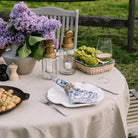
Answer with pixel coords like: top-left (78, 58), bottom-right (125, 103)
top-left (59, 48), bottom-right (76, 75)
top-left (42, 57), bottom-right (57, 80)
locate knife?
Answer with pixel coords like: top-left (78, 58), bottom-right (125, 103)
top-left (90, 82), bottom-right (119, 95)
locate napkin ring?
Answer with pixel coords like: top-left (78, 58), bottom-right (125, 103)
top-left (64, 83), bottom-right (74, 94)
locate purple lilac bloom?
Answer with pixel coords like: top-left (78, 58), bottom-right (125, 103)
top-left (36, 16), bottom-right (61, 47)
top-left (0, 18), bottom-right (9, 49)
top-left (0, 18), bottom-right (26, 49)
top-left (36, 16), bottom-right (61, 34)
top-left (7, 24), bottom-right (25, 44)
top-left (10, 2), bottom-right (38, 35)
top-left (0, 37), bottom-right (8, 49)
top-left (1, 2), bottom-right (62, 49)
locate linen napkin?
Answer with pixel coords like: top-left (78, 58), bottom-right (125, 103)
top-left (52, 77), bottom-right (99, 104)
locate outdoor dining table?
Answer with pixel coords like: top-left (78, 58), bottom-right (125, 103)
top-left (0, 60), bottom-right (130, 138)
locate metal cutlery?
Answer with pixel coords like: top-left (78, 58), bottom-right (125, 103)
top-left (41, 97), bottom-right (68, 117)
top-left (89, 82), bottom-right (119, 95)
top-left (95, 85), bottom-right (118, 95)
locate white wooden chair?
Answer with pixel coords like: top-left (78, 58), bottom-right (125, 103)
top-left (127, 84), bottom-right (138, 138)
top-left (31, 7), bottom-right (79, 49)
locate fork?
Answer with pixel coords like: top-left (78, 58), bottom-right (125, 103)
top-left (41, 97), bottom-right (68, 117)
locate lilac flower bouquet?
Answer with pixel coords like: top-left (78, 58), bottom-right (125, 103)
top-left (0, 2), bottom-right (61, 60)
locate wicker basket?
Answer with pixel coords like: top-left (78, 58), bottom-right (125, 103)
top-left (71, 57), bottom-right (115, 75)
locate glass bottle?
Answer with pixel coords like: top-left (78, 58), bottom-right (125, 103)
top-left (59, 30), bottom-right (76, 75)
top-left (42, 39), bottom-right (57, 80)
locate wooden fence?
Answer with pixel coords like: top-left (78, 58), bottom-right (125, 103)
top-left (0, 0), bottom-right (137, 52)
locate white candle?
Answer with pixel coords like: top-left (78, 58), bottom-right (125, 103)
top-left (46, 60), bottom-right (53, 73)
top-left (66, 49), bottom-right (75, 56)
top-left (65, 62), bottom-right (72, 69)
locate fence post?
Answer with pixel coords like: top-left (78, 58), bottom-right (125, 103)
top-left (127, 0), bottom-right (135, 52)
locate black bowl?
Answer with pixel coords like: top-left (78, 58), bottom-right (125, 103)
top-left (0, 85), bottom-right (30, 115)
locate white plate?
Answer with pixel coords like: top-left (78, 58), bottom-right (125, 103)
top-left (47, 82), bottom-right (104, 108)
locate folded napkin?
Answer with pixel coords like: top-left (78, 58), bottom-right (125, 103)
top-left (52, 77), bottom-right (99, 104)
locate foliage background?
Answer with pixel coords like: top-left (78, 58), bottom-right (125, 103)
top-left (0, 0), bottom-right (137, 88)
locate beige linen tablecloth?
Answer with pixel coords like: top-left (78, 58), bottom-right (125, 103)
top-left (0, 61), bottom-right (130, 138)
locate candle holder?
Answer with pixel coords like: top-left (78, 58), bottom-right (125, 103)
top-left (59, 30), bottom-right (76, 75)
top-left (42, 39), bottom-right (57, 80)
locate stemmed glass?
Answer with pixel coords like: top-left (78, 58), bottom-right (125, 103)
top-left (96, 38), bottom-right (112, 83)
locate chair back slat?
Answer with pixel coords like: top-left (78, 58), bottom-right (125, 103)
top-left (70, 17), bottom-right (74, 31)
top-left (66, 16), bottom-right (69, 30)
top-left (60, 16), bottom-right (65, 48)
top-left (56, 16), bottom-right (61, 47)
top-left (74, 9), bottom-right (79, 49)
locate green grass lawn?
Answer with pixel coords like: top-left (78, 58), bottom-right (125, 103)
top-left (0, 0), bottom-right (138, 88)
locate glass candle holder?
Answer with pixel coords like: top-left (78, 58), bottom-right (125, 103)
top-left (59, 48), bottom-right (76, 75)
top-left (42, 39), bottom-right (57, 80)
top-left (42, 57), bottom-right (57, 80)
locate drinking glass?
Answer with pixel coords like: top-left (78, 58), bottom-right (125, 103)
top-left (96, 38), bottom-right (112, 83)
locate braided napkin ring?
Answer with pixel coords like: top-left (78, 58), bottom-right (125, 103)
top-left (64, 83), bottom-right (74, 94)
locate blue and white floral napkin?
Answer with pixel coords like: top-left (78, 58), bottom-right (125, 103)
top-left (52, 77), bottom-right (99, 104)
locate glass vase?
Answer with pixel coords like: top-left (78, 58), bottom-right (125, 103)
top-left (59, 48), bottom-right (76, 75)
top-left (42, 57), bottom-right (57, 80)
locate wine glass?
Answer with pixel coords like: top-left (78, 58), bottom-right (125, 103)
top-left (96, 38), bottom-right (112, 83)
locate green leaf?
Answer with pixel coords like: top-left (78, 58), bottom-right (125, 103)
top-left (18, 42), bottom-right (31, 60)
top-left (31, 43), bottom-right (45, 61)
top-left (29, 35), bottom-right (46, 46)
